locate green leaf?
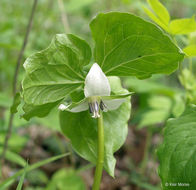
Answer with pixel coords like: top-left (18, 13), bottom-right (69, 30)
top-left (16, 163), bottom-right (28, 190)
top-left (157, 105), bottom-right (196, 189)
top-left (22, 100), bottom-right (61, 121)
top-left (22, 34), bottom-right (91, 105)
top-left (143, 7), bottom-right (169, 32)
top-left (138, 95), bottom-right (172, 128)
top-left (147, 0), bottom-right (170, 25)
top-left (0, 148), bottom-right (26, 167)
top-left (183, 44), bottom-right (196, 57)
top-left (60, 77), bottom-right (131, 177)
top-left (46, 169), bottom-right (86, 190)
top-left (90, 12), bottom-right (184, 79)
top-left (0, 153), bottom-right (70, 188)
top-left (169, 16), bottom-right (196, 35)
top-left (10, 93), bottom-right (21, 114)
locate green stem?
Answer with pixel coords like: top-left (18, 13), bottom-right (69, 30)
top-left (140, 128), bottom-right (152, 174)
top-left (92, 112), bottom-right (104, 190)
top-left (0, 0), bottom-right (38, 179)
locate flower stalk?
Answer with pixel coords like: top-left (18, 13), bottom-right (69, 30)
top-left (92, 111), bottom-right (104, 190)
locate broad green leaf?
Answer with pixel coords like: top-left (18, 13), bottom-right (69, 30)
top-left (22, 34), bottom-right (91, 105)
top-left (70, 89), bottom-right (85, 102)
top-left (138, 95), bottom-right (172, 128)
top-left (157, 105), bottom-right (196, 190)
top-left (16, 163), bottom-right (28, 190)
top-left (147, 0), bottom-right (170, 25)
top-left (10, 93), bottom-right (21, 114)
top-left (90, 12), bottom-right (184, 79)
top-left (60, 77), bottom-right (131, 177)
top-left (169, 16), bottom-right (196, 35)
top-left (143, 7), bottom-right (169, 32)
top-left (46, 169), bottom-right (86, 190)
top-left (183, 44), bottom-right (196, 57)
top-left (0, 153), bottom-right (70, 188)
top-left (22, 100), bottom-right (61, 121)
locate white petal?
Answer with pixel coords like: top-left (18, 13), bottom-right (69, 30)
top-left (102, 99), bottom-right (125, 111)
top-left (58, 104), bottom-right (69, 111)
top-left (69, 101), bottom-right (88, 112)
top-left (58, 100), bottom-right (88, 113)
top-left (84, 63), bottom-right (111, 97)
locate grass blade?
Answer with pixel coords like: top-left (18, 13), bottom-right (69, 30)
top-left (16, 163), bottom-right (28, 190)
top-left (0, 153), bottom-right (69, 188)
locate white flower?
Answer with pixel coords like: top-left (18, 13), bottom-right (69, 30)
top-left (84, 63), bottom-right (111, 98)
top-left (58, 63), bottom-right (132, 118)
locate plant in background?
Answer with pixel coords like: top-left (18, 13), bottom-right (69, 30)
top-left (144, 0), bottom-right (196, 189)
top-left (21, 11), bottom-right (183, 189)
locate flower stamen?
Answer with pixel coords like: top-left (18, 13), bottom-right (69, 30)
top-left (89, 101), bottom-right (100, 118)
top-left (100, 100), bottom-right (107, 112)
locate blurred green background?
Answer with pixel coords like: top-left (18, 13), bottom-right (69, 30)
top-left (0, 0), bottom-right (196, 189)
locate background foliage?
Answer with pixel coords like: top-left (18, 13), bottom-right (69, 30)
top-left (0, 0), bottom-right (196, 189)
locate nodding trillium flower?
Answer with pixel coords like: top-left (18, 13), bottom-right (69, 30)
top-left (58, 63), bottom-right (132, 118)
